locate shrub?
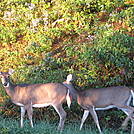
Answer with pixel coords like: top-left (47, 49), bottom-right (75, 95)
top-left (0, 0), bottom-right (133, 127)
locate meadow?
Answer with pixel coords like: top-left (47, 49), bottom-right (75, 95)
top-left (0, 115), bottom-right (130, 134)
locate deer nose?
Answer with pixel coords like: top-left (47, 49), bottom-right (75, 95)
top-left (3, 83), bottom-right (8, 86)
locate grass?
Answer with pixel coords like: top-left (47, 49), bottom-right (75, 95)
top-left (0, 116), bottom-right (130, 134)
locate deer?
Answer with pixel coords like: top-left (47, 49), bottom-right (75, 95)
top-left (62, 74), bottom-right (134, 134)
top-left (0, 69), bottom-right (72, 131)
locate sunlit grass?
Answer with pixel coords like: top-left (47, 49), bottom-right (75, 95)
top-left (0, 116), bottom-right (130, 134)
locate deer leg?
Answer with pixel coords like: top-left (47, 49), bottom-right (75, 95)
top-left (26, 105), bottom-right (33, 128)
top-left (53, 104), bottom-right (66, 131)
top-left (89, 106), bottom-right (102, 134)
top-left (20, 107), bottom-right (26, 128)
top-left (80, 110), bottom-right (89, 130)
top-left (118, 105), bottom-right (134, 134)
top-left (131, 119), bottom-right (134, 134)
top-left (121, 116), bottom-right (130, 130)
top-left (122, 94), bottom-right (132, 130)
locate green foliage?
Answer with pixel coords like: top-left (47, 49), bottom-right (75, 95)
top-left (0, 0), bottom-right (133, 130)
top-left (60, 31), bottom-right (133, 87)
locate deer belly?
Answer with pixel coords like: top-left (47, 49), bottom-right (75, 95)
top-left (15, 102), bottom-right (52, 108)
top-left (95, 105), bottom-right (115, 110)
top-left (16, 103), bottom-right (24, 107)
top-left (32, 103), bottom-right (52, 107)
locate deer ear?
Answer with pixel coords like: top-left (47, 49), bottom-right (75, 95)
top-left (0, 72), bottom-right (1, 75)
top-left (8, 69), bottom-right (14, 75)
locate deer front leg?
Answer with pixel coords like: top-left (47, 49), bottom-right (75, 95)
top-left (21, 107), bottom-right (26, 128)
top-left (26, 105), bottom-right (33, 128)
top-left (89, 106), bottom-right (102, 134)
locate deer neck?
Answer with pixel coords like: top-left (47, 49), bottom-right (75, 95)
top-left (4, 82), bottom-right (16, 98)
top-left (63, 81), bottom-right (79, 101)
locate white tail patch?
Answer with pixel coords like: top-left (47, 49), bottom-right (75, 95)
top-left (66, 90), bottom-right (71, 108)
top-left (66, 74), bottom-right (73, 83)
top-left (130, 90), bottom-right (134, 106)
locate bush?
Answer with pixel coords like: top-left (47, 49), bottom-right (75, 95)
top-left (0, 0), bottom-right (133, 128)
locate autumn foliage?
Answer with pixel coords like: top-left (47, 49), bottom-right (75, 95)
top-left (0, 0), bottom-right (133, 125)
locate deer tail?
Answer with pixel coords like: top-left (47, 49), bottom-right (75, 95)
top-left (66, 90), bottom-right (72, 108)
top-left (130, 89), bottom-right (134, 106)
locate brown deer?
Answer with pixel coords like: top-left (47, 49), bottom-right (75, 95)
top-left (62, 74), bottom-right (134, 134)
top-left (0, 69), bottom-right (71, 131)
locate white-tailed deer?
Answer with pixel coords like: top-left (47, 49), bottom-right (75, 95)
top-left (63, 74), bottom-right (134, 134)
top-left (0, 69), bottom-right (71, 131)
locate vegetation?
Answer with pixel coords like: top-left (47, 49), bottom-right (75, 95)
top-left (0, 116), bottom-right (131, 134)
top-left (0, 0), bottom-right (134, 133)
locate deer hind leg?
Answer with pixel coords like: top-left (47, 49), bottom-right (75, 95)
top-left (21, 107), bottom-right (26, 128)
top-left (25, 105), bottom-right (33, 127)
top-left (119, 105), bottom-right (134, 134)
top-left (89, 106), bottom-right (102, 134)
top-left (122, 93), bottom-right (133, 129)
top-left (53, 103), bottom-right (66, 131)
top-left (121, 116), bottom-right (130, 130)
top-left (80, 110), bottom-right (89, 130)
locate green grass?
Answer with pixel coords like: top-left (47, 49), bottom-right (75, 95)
top-left (0, 116), bottom-right (130, 134)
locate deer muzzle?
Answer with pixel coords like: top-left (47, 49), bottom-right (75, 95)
top-left (3, 82), bottom-right (9, 87)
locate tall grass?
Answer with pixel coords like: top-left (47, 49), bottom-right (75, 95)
top-left (0, 116), bottom-right (130, 134)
